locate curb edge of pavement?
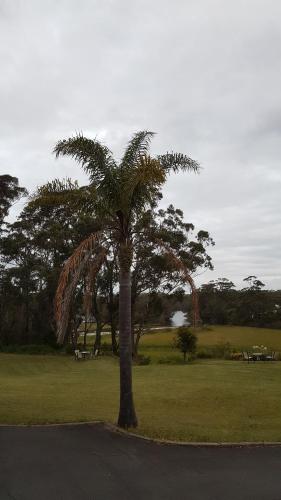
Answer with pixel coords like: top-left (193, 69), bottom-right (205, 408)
top-left (104, 423), bottom-right (281, 448)
top-left (1, 420), bottom-right (281, 448)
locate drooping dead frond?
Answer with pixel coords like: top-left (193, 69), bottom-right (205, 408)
top-left (83, 254), bottom-right (106, 319)
top-left (155, 239), bottom-right (200, 327)
top-left (83, 274), bottom-right (92, 321)
top-left (55, 232), bottom-right (107, 343)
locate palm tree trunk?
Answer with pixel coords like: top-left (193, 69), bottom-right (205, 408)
top-left (117, 253), bottom-right (138, 428)
top-left (108, 279), bottom-right (118, 354)
top-left (111, 322), bottom-right (118, 355)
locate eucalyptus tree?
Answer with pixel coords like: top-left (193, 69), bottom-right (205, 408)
top-left (0, 175), bottom-right (27, 228)
top-left (0, 199), bottom-right (95, 344)
top-left (33, 130), bottom-right (200, 428)
top-left (130, 205), bottom-right (214, 354)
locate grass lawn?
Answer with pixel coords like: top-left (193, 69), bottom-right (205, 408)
top-left (94, 325), bottom-right (281, 363)
top-left (1, 353), bottom-right (281, 442)
top-left (142, 325), bottom-right (281, 348)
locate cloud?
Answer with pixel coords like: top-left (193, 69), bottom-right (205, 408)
top-left (0, 0), bottom-right (280, 288)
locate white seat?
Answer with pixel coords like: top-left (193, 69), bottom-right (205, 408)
top-left (243, 351), bottom-right (254, 362)
top-left (74, 349), bottom-right (82, 360)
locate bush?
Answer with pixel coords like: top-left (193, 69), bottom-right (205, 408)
top-left (174, 327), bottom-right (197, 362)
top-left (63, 344), bottom-right (75, 355)
top-left (135, 354), bottom-right (151, 365)
top-left (196, 343), bottom-right (232, 360)
top-left (196, 347), bottom-right (213, 359)
top-left (0, 344), bottom-right (58, 354)
top-left (230, 352), bottom-right (243, 361)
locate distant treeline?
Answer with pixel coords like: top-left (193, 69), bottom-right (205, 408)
top-left (198, 277), bottom-right (281, 329)
top-left (1, 274), bottom-right (280, 349)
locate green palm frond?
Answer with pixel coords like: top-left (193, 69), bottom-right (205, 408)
top-left (158, 152), bottom-right (200, 173)
top-left (29, 178), bottom-right (97, 211)
top-left (30, 178), bottom-right (78, 204)
top-left (54, 133), bottom-right (117, 185)
top-left (37, 178), bottom-right (79, 195)
top-left (121, 130), bottom-right (155, 170)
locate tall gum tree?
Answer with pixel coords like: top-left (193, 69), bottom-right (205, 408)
top-left (33, 131), bottom-right (200, 428)
top-left (0, 175), bottom-right (27, 228)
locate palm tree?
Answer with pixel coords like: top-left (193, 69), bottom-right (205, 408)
top-left (33, 130), bottom-right (200, 428)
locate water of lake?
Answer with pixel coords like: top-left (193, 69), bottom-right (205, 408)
top-left (170, 310), bottom-right (188, 327)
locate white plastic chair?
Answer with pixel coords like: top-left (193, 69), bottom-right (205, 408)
top-left (74, 349), bottom-right (82, 361)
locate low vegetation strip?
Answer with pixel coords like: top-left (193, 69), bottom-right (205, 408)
top-left (142, 325), bottom-right (281, 349)
top-left (80, 325), bottom-right (281, 363)
top-left (1, 354), bottom-right (281, 443)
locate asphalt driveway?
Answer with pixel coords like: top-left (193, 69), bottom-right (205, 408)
top-left (1, 423), bottom-right (281, 500)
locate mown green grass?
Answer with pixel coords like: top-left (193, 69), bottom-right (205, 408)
top-left (140, 325), bottom-right (281, 348)
top-left (84, 324), bottom-right (281, 346)
top-left (87, 325), bottom-right (281, 363)
top-left (1, 353), bottom-right (281, 442)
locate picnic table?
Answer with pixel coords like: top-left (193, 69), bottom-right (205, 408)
top-left (252, 352), bottom-right (264, 361)
top-left (243, 351), bottom-right (276, 362)
top-left (80, 351), bottom-right (91, 360)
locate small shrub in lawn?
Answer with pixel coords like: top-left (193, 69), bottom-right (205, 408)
top-left (196, 347), bottom-right (213, 359)
top-left (214, 342), bottom-right (232, 359)
top-left (196, 343), bottom-right (232, 360)
top-left (135, 354), bottom-right (151, 365)
top-left (230, 352), bottom-right (243, 361)
top-left (100, 342), bottom-right (113, 355)
top-left (174, 327), bottom-right (197, 362)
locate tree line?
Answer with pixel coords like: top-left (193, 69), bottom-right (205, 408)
top-left (198, 277), bottom-right (281, 329)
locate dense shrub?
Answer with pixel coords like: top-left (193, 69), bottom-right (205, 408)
top-left (63, 344), bottom-right (75, 355)
top-left (196, 343), bottom-right (232, 360)
top-left (0, 344), bottom-right (58, 354)
top-left (230, 352), bottom-right (243, 361)
top-left (174, 327), bottom-right (197, 362)
top-left (135, 354), bottom-right (151, 365)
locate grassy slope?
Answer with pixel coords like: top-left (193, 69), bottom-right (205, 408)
top-left (136, 325), bottom-right (281, 362)
top-left (1, 353), bottom-right (281, 442)
top-left (140, 325), bottom-right (281, 348)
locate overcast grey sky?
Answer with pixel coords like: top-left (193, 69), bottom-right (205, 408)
top-left (0, 0), bottom-right (280, 289)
